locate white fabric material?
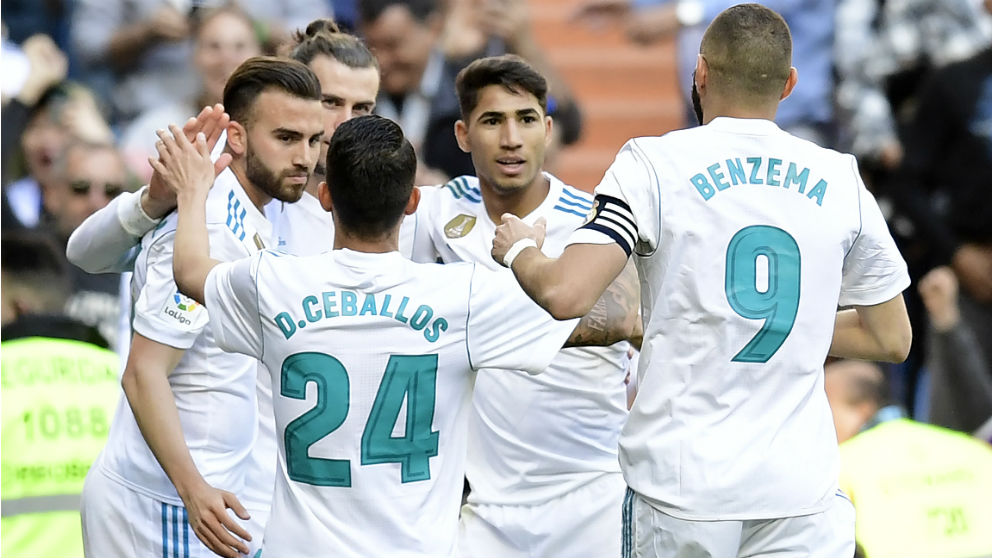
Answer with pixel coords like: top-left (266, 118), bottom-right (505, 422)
top-left (458, 472), bottom-right (625, 558)
top-left (98, 168), bottom-right (271, 506)
top-left (625, 490), bottom-right (855, 557)
top-left (412, 174), bottom-right (630, 506)
top-left (203, 248), bottom-right (575, 556)
top-left (576, 117), bottom-right (910, 520)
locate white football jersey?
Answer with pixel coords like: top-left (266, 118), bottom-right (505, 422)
top-left (411, 174), bottom-right (629, 504)
top-left (570, 117), bottom-right (910, 520)
top-left (99, 168), bottom-right (271, 505)
top-left (203, 248), bottom-right (577, 556)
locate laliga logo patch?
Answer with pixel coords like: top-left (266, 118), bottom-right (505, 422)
top-left (582, 200), bottom-right (600, 226)
top-left (444, 214), bottom-right (477, 239)
top-left (165, 292), bottom-right (199, 326)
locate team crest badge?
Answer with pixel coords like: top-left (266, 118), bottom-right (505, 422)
top-left (582, 200), bottom-right (600, 226)
top-left (444, 214), bottom-right (477, 238)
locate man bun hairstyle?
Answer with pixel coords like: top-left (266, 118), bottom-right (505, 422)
top-left (326, 115), bottom-right (416, 239)
top-left (222, 56), bottom-right (322, 125)
top-left (455, 54), bottom-right (548, 120)
top-left (290, 18), bottom-right (378, 70)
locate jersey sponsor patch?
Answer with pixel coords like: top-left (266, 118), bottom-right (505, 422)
top-left (161, 292), bottom-right (205, 328)
top-left (444, 214), bottom-right (477, 239)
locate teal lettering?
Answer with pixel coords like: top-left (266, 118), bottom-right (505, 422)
top-left (690, 173), bottom-right (715, 200)
top-left (726, 158), bottom-right (746, 185)
top-left (341, 291), bottom-right (358, 316)
top-left (275, 312), bottom-right (297, 339)
top-left (747, 157), bottom-right (763, 184)
top-left (380, 294), bottom-right (394, 318)
top-left (424, 318), bottom-right (448, 343)
top-left (409, 305), bottom-right (433, 331)
top-left (394, 296), bottom-right (410, 324)
top-left (766, 158), bottom-right (782, 186)
top-left (784, 163), bottom-right (809, 193)
top-left (707, 163), bottom-right (730, 191)
top-left (322, 291), bottom-right (338, 318)
top-left (360, 294), bottom-right (377, 316)
top-left (807, 179), bottom-right (827, 206)
top-left (303, 296), bottom-right (322, 322)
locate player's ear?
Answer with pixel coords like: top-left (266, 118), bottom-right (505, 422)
top-left (780, 67), bottom-right (798, 101)
top-left (694, 54), bottom-right (708, 93)
top-left (454, 120), bottom-right (471, 153)
top-left (318, 181), bottom-right (333, 212)
top-left (226, 120), bottom-right (247, 156)
top-left (405, 185), bottom-right (421, 216)
top-left (544, 114), bottom-right (553, 148)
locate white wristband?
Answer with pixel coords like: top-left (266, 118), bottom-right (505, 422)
top-left (503, 238), bottom-right (538, 269)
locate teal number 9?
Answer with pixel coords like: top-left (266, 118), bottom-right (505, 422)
top-left (281, 353), bottom-right (440, 487)
top-left (724, 226), bottom-right (801, 363)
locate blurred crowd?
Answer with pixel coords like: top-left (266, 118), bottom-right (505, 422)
top-left (1, 0), bottom-right (991, 556)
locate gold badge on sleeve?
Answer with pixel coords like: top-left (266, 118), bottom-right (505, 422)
top-left (444, 214), bottom-right (477, 239)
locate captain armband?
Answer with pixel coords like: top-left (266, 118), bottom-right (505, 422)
top-left (578, 195), bottom-right (637, 257)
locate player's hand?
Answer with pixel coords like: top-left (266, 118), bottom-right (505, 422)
top-left (492, 214), bottom-right (546, 267)
top-left (146, 105), bottom-right (230, 218)
top-left (149, 124), bottom-right (230, 202)
top-left (181, 480), bottom-right (251, 558)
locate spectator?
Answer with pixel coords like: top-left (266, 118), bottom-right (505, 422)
top-left (825, 359), bottom-right (992, 558)
top-left (41, 141), bottom-right (130, 349)
top-left (574, 0), bottom-right (837, 146)
top-left (119, 5), bottom-right (262, 182)
top-left (0, 231), bottom-right (121, 558)
top-left (918, 267), bottom-right (992, 434)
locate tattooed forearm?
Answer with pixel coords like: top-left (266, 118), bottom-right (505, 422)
top-left (566, 258), bottom-right (641, 347)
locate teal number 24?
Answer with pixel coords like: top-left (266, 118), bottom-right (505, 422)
top-left (281, 353), bottom-right (439, 487)
top-left (724, 225), bottom-right (801, 363)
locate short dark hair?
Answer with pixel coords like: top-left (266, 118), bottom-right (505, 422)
top-left (456, 54), bottom-right (548, 120)
top-left (222, 56), bottom-right (322, 125)
top-left (1, 231), bottom-right (71, 311)
top-left (289, 18), bottom-right (378, 70)
top-left (700, 4), bottom-right (792, 103)
top-left (358, 0), bottom-right (438, 24)
top-left (326, 115), bottom-right (416, 239)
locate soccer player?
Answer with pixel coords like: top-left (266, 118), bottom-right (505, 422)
top-left (411, 54), bottom-right (637, 557)
top-left (492, 5), bottom-right (913, 557)
top-left (79, 57), bottom-right (324, 558)
top-left (159, 114), bottom-right (623, 556)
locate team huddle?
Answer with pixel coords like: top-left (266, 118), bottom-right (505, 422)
top-left (67, 5), bottom-right (911, 558)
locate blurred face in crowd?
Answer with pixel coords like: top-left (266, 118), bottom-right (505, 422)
top-left (307, 54), bottom-right (379, 180)
top-left (455, 84), bottom-right (552, 196)
top-left (361, 4), bottom-right (439, 97)
top-left (194, 10), bottom-right (262, 104)
top-left (45, 144), bottom-right (126, 240)
top-left (232, 89), bottom-right (325, 204)
top-left (22, 109), bottom-right (70, 188)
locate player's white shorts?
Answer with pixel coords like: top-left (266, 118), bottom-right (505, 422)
top-left (458, 472), bottom-right (625, 558)
top-left (621, 488), bottom-right (855, 558)
top-left (81, 466), bottom-right (262, 558)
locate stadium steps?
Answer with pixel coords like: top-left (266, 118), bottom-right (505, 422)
top-left (528, 0), bottom-right (686, 191)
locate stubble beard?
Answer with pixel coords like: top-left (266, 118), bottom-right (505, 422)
top-left (246, 148), bottom-right (306, 204)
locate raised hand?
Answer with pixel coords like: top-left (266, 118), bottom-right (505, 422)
top-left (492, 214), bottom-right (546, 267)
top-left (148, 124), bottom-right (231, 202)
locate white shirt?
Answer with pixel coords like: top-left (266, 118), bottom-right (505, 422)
top-left (571, 117), bottom-right (910, 520)
top-left (411, 174), bottom-right (629, 504)
top-left (204, 248), bottom-right (577, 556)
top-left (99, 168), bottom-right (272, 505)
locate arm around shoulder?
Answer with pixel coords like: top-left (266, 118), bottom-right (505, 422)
top-left (830, 294), bottom-right (912, 363)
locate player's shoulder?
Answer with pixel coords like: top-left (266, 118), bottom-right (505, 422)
top-left (548, 174), bottom-right (594, 223)
top-left (437, 175), bottom-right (483, 207)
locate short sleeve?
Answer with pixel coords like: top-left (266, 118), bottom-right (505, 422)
top-left (839, 178), bottom-right (911, 306)
top-left (204, 253), bottom-right (264, 358)
top-left (569, 139), bottom-right (661, 254)
top-left (132, 232), bottom-right (209, 349)
top-left (466, 266), bottom-right (579, 374)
